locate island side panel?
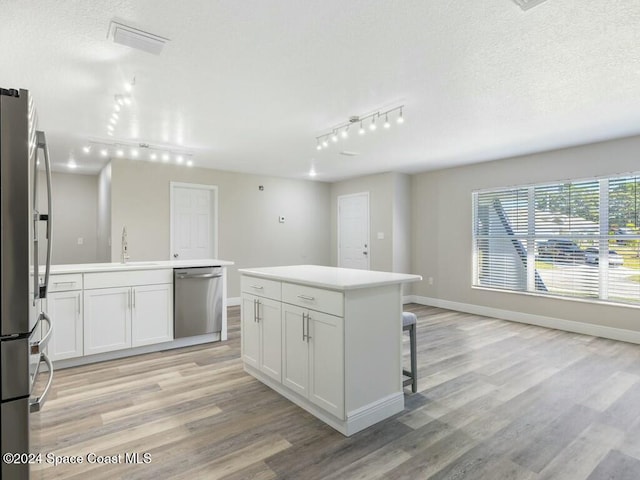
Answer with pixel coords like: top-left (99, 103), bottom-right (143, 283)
top-left (344, 283), bottom-right (403, 414)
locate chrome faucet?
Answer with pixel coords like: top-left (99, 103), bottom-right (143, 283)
top-left (121, 226), bottom-right (129, 263)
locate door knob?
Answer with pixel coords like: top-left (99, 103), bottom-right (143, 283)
top-left (173, 253), bottom-right (179, 258)
top-left (363, 251), bottom-right (368, 255)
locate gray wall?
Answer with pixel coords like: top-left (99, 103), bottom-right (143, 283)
top-left (330, 172), bottom-right (411, 273)
top-left (96, 163), bottom-right (111, 262)
top-left (38, 171), bottom-right (101, 265)
top-left (411, 135), bottom-right (640, 333)
top-left (109, 159), bottom-right (331, 298)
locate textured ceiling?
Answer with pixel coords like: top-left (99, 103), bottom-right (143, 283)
top-left (2, 0), bottom-right (640, 181)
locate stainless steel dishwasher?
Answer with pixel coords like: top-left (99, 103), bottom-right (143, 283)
top-left (174, 267), bottom-right (223, 338)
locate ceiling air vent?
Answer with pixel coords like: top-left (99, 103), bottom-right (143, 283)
top-left (108, 19), bottom-right (169, 55)
top-left (512, 0), bottom-right (549, 10)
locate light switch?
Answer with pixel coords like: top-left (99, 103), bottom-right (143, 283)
top-left (377, 232), bottom-right (384, 240)
top-left (77, 237), bottom-right (84, 245)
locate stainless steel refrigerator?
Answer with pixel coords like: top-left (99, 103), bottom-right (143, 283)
top-left (1, 88), bottom-right (54, 480)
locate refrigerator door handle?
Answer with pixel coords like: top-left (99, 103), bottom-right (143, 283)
top-left (30, 352), bottom-right (53, 413)
top-left (30, 312), bottom-right (52, 355)
top-left (35, 130), bottom-right (53, 300)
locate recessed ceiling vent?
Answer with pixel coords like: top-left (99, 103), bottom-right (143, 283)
top-left (512, 0), bottom-right (549, 10)
top-left (108, 19), bottom-right (169, 55)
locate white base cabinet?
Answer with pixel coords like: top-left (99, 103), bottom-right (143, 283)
top-left (45, 290), bottom-right (83, 361)
top-left (282, 304), bottom-right (344, 419)
top-left (241, 272), bottom-right (406, 436)
top-left (84, 287), bottom-right (132, 355)
top-left (83, 269), bottom-right (174, 356)
top-left (242, 293), bottom-right (282, 382)
top-left (131, 284), bottom-right (174, 347)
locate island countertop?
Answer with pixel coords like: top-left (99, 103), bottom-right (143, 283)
top-left (43, 259), bottom-right (234, 275)
top-left (238, 264), bottom-right (422, 291)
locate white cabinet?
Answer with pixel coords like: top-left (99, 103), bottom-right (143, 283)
top-left (282, 304), bottom-right (344, 419)
top-left (42, 274), bottom-right (84, 361)
top-left (46, 290), bottom-right (83, 361)
top-left (131, 284), bottom-right (173, 347)
top-left (84, 287), bottom-right (131, 355)
top-left (242, 293), bottom-right (282, 382)
top-left (83, 270), bottom-right (174, 355)
top-left (240, 268), bottom-right (410, 437)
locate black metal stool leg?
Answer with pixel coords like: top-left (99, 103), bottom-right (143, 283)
top-left (410, 323), bottom-right (417, 393)
top-left (402, 320), bottom-right (417, 394)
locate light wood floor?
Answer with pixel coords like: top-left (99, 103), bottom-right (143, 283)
top-left (31, 305), bottom-right (640, 480)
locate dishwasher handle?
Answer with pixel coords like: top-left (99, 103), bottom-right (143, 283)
top-left (176, 273), bottom-right (222, 279)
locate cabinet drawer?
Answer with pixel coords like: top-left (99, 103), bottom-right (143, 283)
top-left (84, 269), bottom-right (173, 289)
top-left (241, 276), bottom-right (281, 301)
top-left (282, 282), bottom-right (343, 317)
top-left (47, 274), bottom-right (83, 292)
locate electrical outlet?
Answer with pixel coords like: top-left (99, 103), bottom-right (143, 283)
top-left (428, 277), bottom-right (434, 285)
top-left (377, 232), bottom-right (384, 240)
top-left (77, 237), bottom-right (84, 245)
top-left (279, 216), bottom-right (285, 223)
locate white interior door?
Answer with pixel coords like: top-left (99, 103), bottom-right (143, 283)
top-left (171, 183), bottom-right (217, 260)
top-left (338, 192), bottom-right (370, 270)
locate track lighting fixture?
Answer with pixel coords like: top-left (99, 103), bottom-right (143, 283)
top-left (84, 139), bottom-right (194, 166)
top-left (315, 105), bottom-right (404, 150)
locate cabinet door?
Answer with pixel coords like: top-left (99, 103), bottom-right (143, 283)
top-left (46, 291), bottom-right (83, 361)
top-left (258, 297), bottom-right (282, 382)
top-left (241, 294), bottom-right (260, 369)
top-left (84, 287), bottom-right (131, 355)
top-left (132, 284), bottom-right (174, 347)
top-left (309, 311), bottom-right (344, 419)
top-left (282, 304), bottom-right (308, 396)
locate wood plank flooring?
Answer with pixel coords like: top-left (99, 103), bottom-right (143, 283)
top-left (30, 304), bottom-right (640, 479)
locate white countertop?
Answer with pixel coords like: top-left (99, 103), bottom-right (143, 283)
top-left (238, 265), bottom-right (422, 291)
top-left (45, 259), bottom-right (234, 275)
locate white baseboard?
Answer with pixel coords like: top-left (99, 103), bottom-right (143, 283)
top-left (53, 333), bottom-right (221, 369)
top-left (406, 295), bottom-right (640, 345)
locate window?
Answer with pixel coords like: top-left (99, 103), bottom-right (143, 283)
top-left (473, 173), bottom-right (640, 305)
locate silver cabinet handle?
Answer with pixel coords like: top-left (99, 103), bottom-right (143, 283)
top-left (77, 295), bottom-right (81, 315)
top-left (128, 290), bottom-right (131, 308)
top-left (133, 289), bottom-right (136, 308)
top-left (256, 299), bottom-right (261, 322)
top-left (302, 312), bottom-right (306, 341)
top-left (250, 285), bottom-right (264, 290)
top-left (297, 294), bottom-right (315, 301)
top-left (53, 281), bottom-right (76, 286)
top-left (253, 298), bottom-right (257, 322)
top-left (306, 313), bottom-right (312, 343)
top-left (31, 313), bottom-right (52, 355)
top-left (30, 353), bottom-right (53, 413)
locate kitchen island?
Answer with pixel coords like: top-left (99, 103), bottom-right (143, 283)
top-left (40, 259), bottom-right (233, 368)
top-left (238, 265), bottom-right (422, 436)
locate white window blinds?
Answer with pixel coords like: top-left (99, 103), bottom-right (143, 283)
top-left (473, 174), bottom-right (640, 305)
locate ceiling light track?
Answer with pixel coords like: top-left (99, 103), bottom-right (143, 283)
top-left (315, 105), bottom-right (404, 151)
top-left (84, 138), bottom-right (195, 167)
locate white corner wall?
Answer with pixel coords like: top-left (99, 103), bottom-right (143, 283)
top-left (330, 172), bottom-right (411, 273)
top-left (410, 135), bottom-right (640, 339)
top-left (38, 171), bottom-right (100, 265)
